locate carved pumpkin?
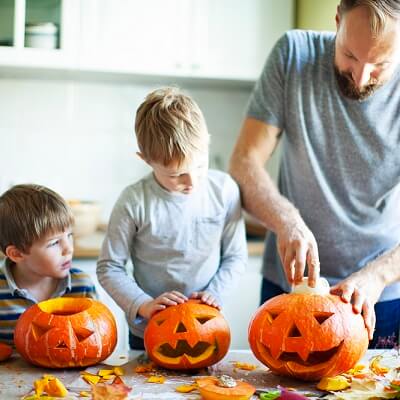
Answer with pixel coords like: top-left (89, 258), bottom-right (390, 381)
top-left (144, 300), bottom-right (230, 370)
top-left (196, 376), bottom-right (256, 400)
top-left (248, 289), bottom-right (369, 381)
top-left (14, 297), bottom-right (117, 368)
top-left (0, 342), bottom-right (12, 361)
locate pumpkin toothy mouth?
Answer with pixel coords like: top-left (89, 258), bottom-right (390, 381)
top-left (157, 340), bottom-right (214, 358)
top-left (261, 341), bottom-right (344, 366)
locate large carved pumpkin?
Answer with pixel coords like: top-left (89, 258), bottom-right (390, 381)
top-left (144, 300), bottom-right (230, 370)
top-left (248, 283), bottom-right (369, 381)
top-left (14, 297), bottom-right (117, 368)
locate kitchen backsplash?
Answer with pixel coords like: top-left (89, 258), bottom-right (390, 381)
top-left (0, 77), bottom-right (280, 221)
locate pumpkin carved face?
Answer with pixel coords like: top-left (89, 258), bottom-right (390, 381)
top-left (14, 297), bottom-right (117, 368)
top-left (248, 293), bottom-right (369, 381)
top-left (144, 300), bottom-right (230, 369)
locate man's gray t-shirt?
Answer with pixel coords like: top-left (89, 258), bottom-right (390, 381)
top-left (97, 170), bottom-right (247, 337)
top-left (247, 30), bottom-right (400, 302)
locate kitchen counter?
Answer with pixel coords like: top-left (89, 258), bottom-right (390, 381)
top-left (73, 230), bottom-right (265, 259)
top-left (0, 349), bottom-right (341, 399)
top-left (0, 349), bottom-right (397, 399)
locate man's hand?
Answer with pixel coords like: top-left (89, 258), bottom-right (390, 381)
top-left (138, 291), bottom-right (188, 320)
top-left (190, 291), bottom-right (220, 309)
top-left (276, 218), bottom-right (320, 287)
top-left (330, 270), bottom-right (385, 340)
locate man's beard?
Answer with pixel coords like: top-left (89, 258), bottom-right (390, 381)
top-left (334, 66), bottom-right (382, 100)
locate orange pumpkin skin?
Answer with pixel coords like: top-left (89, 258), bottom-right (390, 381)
top-left (14, 297), bottom-right (117, 368)
top-left (144, 300), bottom-right (230, 370)
top-left (248, 293), bottom-right (369, 381)
top-left (0, 342), bottom-right (12, 361)
top-left (196, 377), bottom-right (256, 400)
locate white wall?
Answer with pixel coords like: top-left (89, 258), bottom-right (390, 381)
top-left (0, 77), bottom-right (259, 220)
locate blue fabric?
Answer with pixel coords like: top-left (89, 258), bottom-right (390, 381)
top-left (129, 332), bottom-right (145, 350)
top-left (260, 278), bottom-right (400, 349)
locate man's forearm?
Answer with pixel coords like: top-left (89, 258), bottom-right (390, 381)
top-left (366, 244), bottom-right (400, 286)
top-left (230, 153), bottom-right (301, 234)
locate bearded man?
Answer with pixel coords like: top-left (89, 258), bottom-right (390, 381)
top-left (230, 0), bottom-right (400, 347)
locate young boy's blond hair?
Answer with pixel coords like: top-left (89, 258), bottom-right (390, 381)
top-left (135, 87), bottom-right (209, 166)
top-left (0, 184), bottom-right (74, 254)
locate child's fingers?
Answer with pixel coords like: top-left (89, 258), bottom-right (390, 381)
top-left (163, 293), bottom-right (185, 304)
top-left (157, 295), bottom-right (178, 306)
top-left (190, 292), bottom-right (200, 299)
top-left (149, 304), bottom-right (166, 317)
top-left (171, 291), bottom-right (188, 301)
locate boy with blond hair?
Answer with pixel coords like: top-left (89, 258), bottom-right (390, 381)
top-left (0, 184), bottom-right (97, 344)
top-left (97, 87), bottom-right (247, 349)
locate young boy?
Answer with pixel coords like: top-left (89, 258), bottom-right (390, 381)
top-left (0, 184), bottom-right (97, 345)
top-left (97, 87), bottom-right (247, 350)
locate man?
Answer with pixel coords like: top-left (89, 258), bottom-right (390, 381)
top-left (230, 0), bottom-right (400, 347)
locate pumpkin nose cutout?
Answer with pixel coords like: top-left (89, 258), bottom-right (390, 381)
top-left (288, 324), bottom-right (302, 337)
top-left (175, 322), bottom-right (187, 333)
top-left (55, 340), bottom-right (68, 349)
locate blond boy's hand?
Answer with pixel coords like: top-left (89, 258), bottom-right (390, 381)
top-left (138, 291), bottom-right (188, 320)
top-left (190, 291), bottom-right (221, 310)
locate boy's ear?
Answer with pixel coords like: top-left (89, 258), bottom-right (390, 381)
top-left (137, 152), bottom-right (153, 166)
top-left (136, 152), bottom-right (146, 161)
top-left (5, 245), bottom-right (25, 263)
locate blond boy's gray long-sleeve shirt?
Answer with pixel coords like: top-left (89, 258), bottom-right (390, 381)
top-left (97, 170), bottom-right (247, 338)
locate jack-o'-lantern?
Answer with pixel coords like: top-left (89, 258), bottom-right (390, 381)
top-left (14, 297), bottom-right (117, 368)
top-left (248, 279), bottom-right (369, 381)
top-left (144, 300), bottom-right (230, 370)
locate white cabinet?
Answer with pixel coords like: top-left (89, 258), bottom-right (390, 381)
top-left (78, 0), bottom-right (294, 82)
top-left (0, 0), bottom-right (79, 69)
top-left (196, 0), bottom-right (294, 80)
top-left (78, 0), bottom-right (186, 75)
top-left (0, 0), bottom-right (294, 83)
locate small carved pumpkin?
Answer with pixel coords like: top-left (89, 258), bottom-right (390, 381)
top-left (0, 342), bottom-right (12, 361)
top-left (144, 300), bottom-right (230, 370)
top-left (248, 289), bottom-right (369, 381)
top-left (14, 297), bottom-right (117, 368)
top-left (196, 376), bottom-right (255, 400)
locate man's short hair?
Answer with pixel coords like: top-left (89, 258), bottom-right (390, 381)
top-left (339, 0), bottom-right (400, 36)
top-left (0, 184), bottom-right (73, 253)
top-left (135, 87), bottom-right (209, 166)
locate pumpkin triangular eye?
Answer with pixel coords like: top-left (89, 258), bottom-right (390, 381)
top-left (196, 315), bottom-right (215, 325)
top-left (155, 319), bottom-right (166, 326)
top-left (314, 313), bottom-right (334, 325)
top-left (74, 327), bottom-right (94, 342)
top-left (269, 312), bottom-right (279, 320)
top-left (31, 323), bottom-right (52, 340)
top-left (288, 324), bottom-right (302, 337)
top-left (175, 322), bottom-right (187, 333)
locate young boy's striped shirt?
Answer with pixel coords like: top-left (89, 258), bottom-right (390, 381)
top-left (0, 260), bottom-right (97, 345)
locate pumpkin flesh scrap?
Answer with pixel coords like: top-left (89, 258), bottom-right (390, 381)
top-left (196, 377), bottom-right (255, 400)
top-left (0, 342), bottom-right (12, 361)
